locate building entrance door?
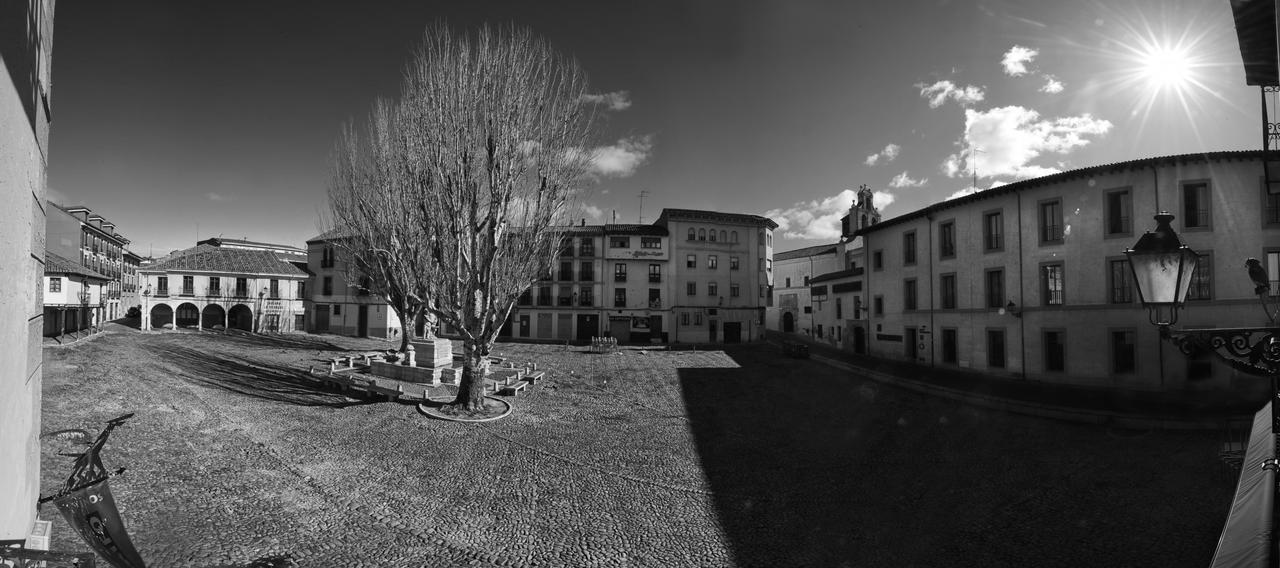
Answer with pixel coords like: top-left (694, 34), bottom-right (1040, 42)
top-left (782, 312), bottom-right (794, 333)
top-left (357, 305), bottom-right (369, 337)
top-left (576, 314), bottom-right (598, 342)
top-left (709, 320), bottom-right (718, 343)
top-left (905, 327), bottom-right (917, 362)
top-left (723, 322), bottom-right (741, 343)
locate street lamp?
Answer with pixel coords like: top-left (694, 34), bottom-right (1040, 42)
top-left (1127, 212), bottom-right (1280, 432)
top-left (1124, 212), bottom-right (1199, 326)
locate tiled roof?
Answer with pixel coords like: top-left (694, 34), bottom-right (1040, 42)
top-left (603, 224), bottom-right (669, 236)
top-left (141, 245), bottom-right (308, 276)
top-left (44, 252), bottom-right (110, 281)
top-left (855, 150), bottom-right (1271, 237)
top-left (811, 267), bottom-right (863, 284)
top-left (774, 243), bottom-right (839, 261)
top-left (656, 208), bottom-right (780, 230)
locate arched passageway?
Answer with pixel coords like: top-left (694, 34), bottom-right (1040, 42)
top-left (228, 304), bottom-right (253, 331)
top-left (150, 304), bottom-right (173, 330)
top-left (782, 312), bottom-right (795, 333)
top-left (176, 303), bottom-right (200, 328)
top-left (202, 304), bottom-right (226, 329)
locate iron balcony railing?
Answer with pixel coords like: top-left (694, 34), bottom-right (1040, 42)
top-left (648, 299), bottom-right (662, 309)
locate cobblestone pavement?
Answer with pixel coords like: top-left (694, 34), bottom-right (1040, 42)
top-left (38, 332), bottom-right (1235, 567)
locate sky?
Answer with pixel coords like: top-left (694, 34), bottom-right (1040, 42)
top-left (48, 0), bottom-right (1261, 257)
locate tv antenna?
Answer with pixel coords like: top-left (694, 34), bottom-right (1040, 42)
top-left (971, 145), bottom-right (985, 191)
top-left (638, 190), bottom-right (650, 224)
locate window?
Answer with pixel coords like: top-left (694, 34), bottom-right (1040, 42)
top-left (985, 269), bottom-right (1004, 308)
top-left (904, 279), bottom-right (918, 311)
top-left (1111, 330), bottom-right (1136, 374)
top-left (1187, 252), bottom-right (1212, 301)
top-left (1268, 251), bottom-right (1280, 297)
top-left (1108, 259), bottom-right (1133, 303)
top-left (835, 297), bottom-right (842, 319)
top-left (560, 261), bottom-right (573, 281)
top-left (610, 236), bottom-right (630, 248)
top-left (1039, 199), bottom-right (1063, 243)
top-left (803, 275), bottom-right (810, 286)
top-left (681, 312), bottom-right (690, 326)
top-left (297, 281), bottom-right (306, 299)
top-left (987, 329), bottom-right (1006, 369)
top-left (209, 276), bottom-right (221, 295)
top-left (579, 288), bottom-right (593, 306)
top-left (323, 276), bottom-right (333, 296)
top-left (1041, 263), bottom-right (1064, 306)
top-left (648, 289), bottom-right (661, 308)
top-left (939, 221), bottom-right (956, 259)
top-left (940, 273), bottom-right (957, 309)
top-left (1182, 181), bottom-right (1210, 229)
top-left (579, 240), bottom-right (595, 256)
top-left (687, 254), bottom-right (696, 269)
top-left (708, 282), bottom-right (718, 296)
top-left (903, 231), bottom-right (917, 265)
top-left (333, 304), bottom-right (342, 316)
top-left (687, 282), bottom-right (696, 296)
top-left (688, 228), bottom-right (696, 241)
top-left (560, 238), bottom-right (575, 257)
top-left (709, 230), bottom-right (717, 242)
top-left (731, 231), bottom-right (739, 243)
top-left (873, 250), bottom-right (883, 271)
top-left (236, 278), bottom-right (248, 297)
top-left (708, 255), bottom-right (718, 269)
top-left (614, 288), bottom-right (627, 308)
top-left (641, 237), bottom-right (661, 249)
top-left (942, 328), bottom-right (958, 364)
top-left (614, 263), bottom-right (627, 282)
top-left (758, 231), bottom-right (765, 245)
top-left (694, 312), bottom-right (703, 325)
top-left (873, 295), bottom-right (884, 316)
top-left (698, 229), bottom-right (706, 241)
top-left (49, 277), bottom-right (60, 292)
top-left (647, 264), bottom-right (661, 283)
top-left (1043, 330), bottom-right (1065, 372)
top-left (182, 275), bottom-right (194, 295)
top-left (721, 230), bottom-right (728, 242)
top-left (357, 276), bottom-right (371, 296)
top-left (1105, 188), bottom-right (1132, 236)
top-left (580, 261), bottom-right (593, 281)
top-left (785, 277), bottom-right (792, 287)
top-left (1266, 183), bottom-right (1280, 226)
top-left (270, 279), bottom-right (280, 299)
top-left (730, 256), bottom-right (740, 270)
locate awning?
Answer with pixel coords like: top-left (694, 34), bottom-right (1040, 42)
top-left (1209, 401), bottom-right (1276, 568)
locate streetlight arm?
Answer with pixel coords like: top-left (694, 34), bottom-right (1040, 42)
top-left (1166, 326), bottom-right (1280, 377)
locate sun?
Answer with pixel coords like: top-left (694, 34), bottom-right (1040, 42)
top-left (1137, 44), bottom-right (1194, 93)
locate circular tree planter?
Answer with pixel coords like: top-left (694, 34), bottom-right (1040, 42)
top-left (417, 396), bottom-right (511, 423)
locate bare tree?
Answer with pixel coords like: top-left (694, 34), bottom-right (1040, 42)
top-left (324, 99), bottom-right (433, 352)
top-left (399, 24), bottom-right (597, 411)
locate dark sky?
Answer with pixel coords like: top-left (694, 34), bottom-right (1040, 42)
top-left (48, 1), bottom-right (1259, 256)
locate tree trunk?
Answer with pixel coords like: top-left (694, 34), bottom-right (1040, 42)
top-left (395, 307), bottom-right (411, 352)
top-left (452, 340), bottom-right (490, 412)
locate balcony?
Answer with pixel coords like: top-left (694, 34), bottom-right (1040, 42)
top-left (206, 287), bottom-right (222, 297)
top-left (155, 289), bottom-right (169, 298)
top-left (559, 272), bottom-right (573, 282)
top-left (648, 299), bottom-right (662, 309)
top-left (614, 274), bottom-right (627, 283)
top-left (537, 296), bottom-right (552, 307)
top-left (648, 275), bottom-right (662, 283)
top-left (557, 296), bottom-right (572, 306)
top-left (234, 289), bottom-right (249, 299)
top-left (579, 297), bottom-right (594, 307)
top-left (614, 299), bottom-right (627, 308)
top-left (579, 246), bottom-right (594, 257)
top-left (179, 287), bottom-right (195, 297)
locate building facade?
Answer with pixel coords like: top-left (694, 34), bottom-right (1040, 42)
top-left (122, 249), bottom-right (142, 315)
top-left (0, 0), bottom-right (55, 543)
top-left (510, 225), bottom-right (610, 342)
top-left (856, 151), bottom-right (1279, 392)
top-left (139, 244), bottom-right (308, 333)
top-left (42, 252), bottom-right (108, 338)
top-left (659, 208), bottom-right (778, 344)
top-left (45, 201), bottom-right (131, 321)
top-left (304, 234), bottom-right (402, 339)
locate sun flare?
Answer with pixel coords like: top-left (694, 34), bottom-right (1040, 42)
top-left (1138, 44), bottom-right (1194, 92)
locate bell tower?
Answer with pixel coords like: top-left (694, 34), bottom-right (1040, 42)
top-left (841, 184), bottom-right (881, 241)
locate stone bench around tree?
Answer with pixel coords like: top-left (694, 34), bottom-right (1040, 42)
top-left (499, 381), bottom-right (527, 396)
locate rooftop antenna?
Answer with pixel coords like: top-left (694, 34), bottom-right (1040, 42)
top-left (638, 190), bottom-right (650, 224)
top-left (971, 145), bottom-right (985, 191)
top-left (612, 209), bottom-right (616, 224)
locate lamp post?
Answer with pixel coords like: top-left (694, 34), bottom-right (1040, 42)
top-left (142, 283), bottom-right (151, 331)
top-left (1127, 212), bottom-right (1280, 432)
top-left (77, 285), bottom-right (91, 336)
top-left (256, 286), bottom-right (267, 333)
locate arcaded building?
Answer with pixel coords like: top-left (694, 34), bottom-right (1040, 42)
top-left (45, 201), bottom-right (131, 320)
top-left (855, 150), bottom-right (1279, 392)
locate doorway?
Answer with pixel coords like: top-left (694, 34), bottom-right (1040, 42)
top-left (357, 305), bottom-right (369, 337)
top-left (782, 312), bottom-right (794, 333)
top-left (724, 321), bottom-right (741, 343)
top-left (905, 327), bottom-right (918, 362)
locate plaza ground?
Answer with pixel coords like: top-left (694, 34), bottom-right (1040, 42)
top-left (39, 330), bottom-right (1236, 567)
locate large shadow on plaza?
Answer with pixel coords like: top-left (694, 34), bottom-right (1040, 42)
top-left (198, 329), bottom-right (346, 352)
top-left (678, 344), bottom-right (1237, 568)
top-left (145, 343), bottom-right (374, 408)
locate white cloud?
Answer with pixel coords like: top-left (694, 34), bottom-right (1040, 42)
top-left (206, 192), bottom-right (229, 202)
top-left (943, 180), bottom-right (1007, 202)
top-left (580, 90), bottom-right (632, 111)
top-left (918, 80), bottom-right (985, 108)
top-left (582, 204), bottom-right (604, 222)
top-left (588, 135), bottom-right (653, 177)
top-left (1040, 75), bottom-right (1064, 93)
top-left (889, 171), bottom-right (927, 188)
top-left (1001, 45), bottom-right (1038, 76)
top-left (872, 191), bottom-right (895, 210)
top-left (864, 143), bottom-right (901, 166)
top-left (764, 189), bottom-right (857, 240)
top-left (942, 106), bottom-right (1112, 180)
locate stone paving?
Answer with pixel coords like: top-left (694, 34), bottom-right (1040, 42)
top-left (37, 331), bottom-right (1236, 567)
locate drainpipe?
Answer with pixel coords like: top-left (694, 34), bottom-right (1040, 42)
top-left (927, 214), bottom-right (935, 367)
top-left (1016, 191), bottom-right (1027, 380)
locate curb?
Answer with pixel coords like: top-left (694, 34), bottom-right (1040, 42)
top-left (416, 396), bottom-right (512, 423)
top-left (808, 353), bottom-right (1251, 431)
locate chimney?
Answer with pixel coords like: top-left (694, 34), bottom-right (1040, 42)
top-left (580, 218), bottom-right (585, 226)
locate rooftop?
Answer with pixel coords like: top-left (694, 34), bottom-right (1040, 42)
top-left (141, 245), bottom-right (308, 277)
top-left (44, 251), bottom-right (110, 281)
top-left (656, 208), bottom-right (779, 230)
top-left (774, 243), bottom-right (839, 261)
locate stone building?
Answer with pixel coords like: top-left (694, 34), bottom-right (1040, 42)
top-left (855, 150), bottom-right (1278, 392)
top-left (138, 244), bottom-right (308, 333)
top-left (0, 0), bottom-right (55, 543)
top-left (304, 232), bottom-right (402, 339)
top-left (658, 208), bottom-right (778, 343)
top-left (45, 201), bottom-right (131, 320)
top-left (122, 248), bottom-right (143, 315)
top-left (509, 224), bottom-right (609, 342)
